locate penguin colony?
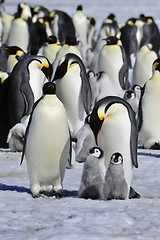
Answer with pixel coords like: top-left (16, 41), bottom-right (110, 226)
top-left (0, 1), bottom-right (160, 199)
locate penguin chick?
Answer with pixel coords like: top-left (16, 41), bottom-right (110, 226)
top-left (21, 82), bottom-right (71, 198)
top-left (75, 114), bottom-right (96, 163)
top-left (78, 147), bottom-right (105, 199)
top-left (7, 123), bottom-right (26, 152)
top-left (103, 152), bottom-right (128, 200)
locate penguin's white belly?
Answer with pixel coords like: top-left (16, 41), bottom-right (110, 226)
top-left (8, 19), bottom-right (29, 52)
top-left (98, 47), bottom-right (124, 96)
top-left (56, 65), bottom-right (86, 135)
top-left (25, 96), bottom-right (69, 194)
top-left (139, 82), bottom-right (160, 147)
top-left (98, 105), bottom-right (132, 193)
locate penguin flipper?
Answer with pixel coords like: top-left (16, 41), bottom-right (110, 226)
top-left (119, 46), bottom-right (129, 89)
top-left (20, 96), bottom-right (43, 165)
top-left (129, 186), bottom-right (141, 199)
top-left (20, 84), bottom-right (34, 116)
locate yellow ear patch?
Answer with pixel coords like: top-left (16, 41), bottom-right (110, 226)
top-left (43, 62), bottom-right (49, 68)
top-left (154, 61), bottom-right (159, 70)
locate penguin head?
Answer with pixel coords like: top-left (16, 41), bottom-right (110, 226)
top-left (40, 57), bottom-right (53, 81)
top-left (153, 58), bottom-right (160, 72)
top-left (89, 147), bottom-right (104, 159)
top-left (124, 89), bottom-right (136, 100)
top-left (127, 18), bottom-right (137, 25)
top-left (43, 82), bottom-right (56, 95)
top-left (53, 53), bottom-right (81, 81)
top-left (107, 13), bottom-right (116, 21)
top-left (103, 36), bottom-right (121, 46)
top-left (3, 46), bottom-right (25, 56)
top-left (77, 5), bottom-right (83, 11)
top-left (110, 152), bottom-right (123, 165)
top-left (47, 35), bottom-right (58, 44)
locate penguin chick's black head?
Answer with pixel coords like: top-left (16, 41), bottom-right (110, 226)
top-left (110, 152), bottom-right (123, 165)
top-left (43, 82), bottom-right (56, 95)
top-left (153, 58), bottom-right (160, 72)
top-left (89, 147), bottom-right (104, 159)
top-left (41, 60), bottom-right (53, 81)
top-left (103, 36), bottom-right (120, 45)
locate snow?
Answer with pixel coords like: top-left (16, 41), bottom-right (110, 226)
top-left (0, 0), bottom-right (160, 239)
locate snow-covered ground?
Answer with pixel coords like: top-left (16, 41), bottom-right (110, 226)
top-left (0, 0), bottom-right (160, 239)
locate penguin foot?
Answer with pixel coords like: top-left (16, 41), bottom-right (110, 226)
top-left (151, 142), bottom-right (160, 150)
top-left (129, 187), bottom-right (141, 199)
top-left (53, 191), bottom-right (62, 199)
top-left (32, 193), bottom-right (42, 198)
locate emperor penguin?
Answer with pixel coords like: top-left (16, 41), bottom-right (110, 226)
top-left (103, 152), bottom-right (128, 200)
top-left (7, 13), bottom-right (30, 52)
top-left (31, 5), bottom-right (50, 22)
top-left (78, 147), bottom-right (105, 199)
top-left (132, 44), bottom-right (158, 87)
top-left (0, 71), bottom-right (10, 148)
top-left (21, 82), bottom-right (71, 198)
top-left (97, 36), bottom-right (129, 97)
top-left (8, 55), bottom-right (53, 128)
top-left (53, 53), bottom-right (92, 138)
top-left (89, 96), bottom-right (138, 199)
top-left (96, 13), bottom-right (120, 52)
top-left (43, 35), bottom-right (61, 64)
top-left (120, 18), bottom-right (138, 68)
top-left (72, 5), bottom-right (88, 60)
top-left (50, 10), bottom-right (76, 45)
top-left (1, 12), bottom-right (14, 44)
top-left (75, 114), bottom-right (96, 163)
top-left (139, 15), bottom-right (160, 55)
top-left (138, 58), bottom-right (160, 149)
top-left (3, 45), bottom-right (26, 73)
top-left (17, 3), bottom-right (32, 19)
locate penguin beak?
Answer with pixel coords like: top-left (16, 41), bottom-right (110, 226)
top-left (41, 61), bottom-right (53, 81)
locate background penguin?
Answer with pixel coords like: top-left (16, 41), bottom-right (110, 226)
top-left (1, 12), bottom-right (14, 44)
top-left (131, 44), bottom-right (158, 87)
top-left (78, 147), bottom-right (105, 199)
top-left (0, 71), bottom-right (10, 148)
top-left (96, 36), bottom-right (129, 97)
top-left (75, 114), bottom-right (96, 163)
top-left (96, 13), bottom-right (120, 52)
top-left (50, 9), bottom-right (76, 45)
top-left (8, 55), bottom-right (53, 128)
top-left (89, 96), bottom-right (138, 199)
top-left (139, 15), bottom-right (160, 55)
top-left (7, 12), bottom-right (30, 53)
top-left (21, 82), bottom-right (71, 198)
top-left (103, 152), bottom-right (128, 200)
top-left (72, 5), bottom-right (88, 61)
top-left (53, 53), bottom-right (92, 138)
top-left (120, 18), bottom-right (138, 68)
top-left (138, 58), bottom-right (160, 149)
top-left (3, 45), bottom-right (26, 73)
top-left (43, 35), bottom-right (61, 63)
top-left (7, 123), bottom-right (25, 152)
